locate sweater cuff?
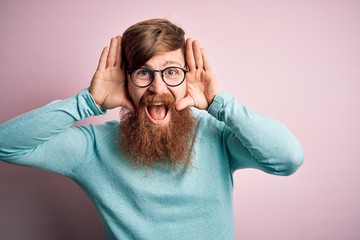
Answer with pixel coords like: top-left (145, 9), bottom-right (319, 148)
top-left (208, 92), bottom-right (234, 119)
top-left (80, 89), bottom-right (107, 116)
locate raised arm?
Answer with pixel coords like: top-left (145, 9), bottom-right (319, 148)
top-left (0, 36), bottom-right (132, 176)
top-left (208, 93), bottom-right (304, 175)
top-left (180, 38), bottom-right (304, 175)
top-left (0, 90), bottom-right (104, 176)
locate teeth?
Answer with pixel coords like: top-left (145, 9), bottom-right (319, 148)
top-left (152, 102), bottom-right (164, 106)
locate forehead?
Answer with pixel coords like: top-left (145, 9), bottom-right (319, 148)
top-left (144, 48), bottom-right (185, 68)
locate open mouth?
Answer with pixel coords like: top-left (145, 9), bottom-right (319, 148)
top-left (145, 102), bottom-right (171, 125)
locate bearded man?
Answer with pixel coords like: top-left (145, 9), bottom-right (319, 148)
top-left (0, 19), bottom-right (304, 239)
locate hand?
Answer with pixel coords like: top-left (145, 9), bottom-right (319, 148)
top-left (176, 38), bottom-right (219, 111)
top-left (90, 36), bottom-right (134, 111)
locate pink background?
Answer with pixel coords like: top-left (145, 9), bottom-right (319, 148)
top-left (1, 0), bottom-right (359, 239)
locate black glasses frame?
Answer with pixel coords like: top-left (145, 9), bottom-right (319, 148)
top-left (127, 66), bottom-right (188, 88)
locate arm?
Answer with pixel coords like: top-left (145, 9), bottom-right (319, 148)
top-left (0, 36), bottom-right (132, 176)
top-left (0, 90), bottom-right (104, 176)
top-left (208, 92), bottom-right (304, 175)
top-left (178, 38), bottom-right (304, 175)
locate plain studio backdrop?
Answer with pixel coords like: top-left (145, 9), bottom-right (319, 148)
top-left (0, 0), bottom-right (359, 239)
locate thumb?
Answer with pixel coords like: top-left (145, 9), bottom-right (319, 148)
top-left (176, 96), bottom-right (194, 111)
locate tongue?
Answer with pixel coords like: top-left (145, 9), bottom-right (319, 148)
top-left (148, 105), bottom-right (167, 120)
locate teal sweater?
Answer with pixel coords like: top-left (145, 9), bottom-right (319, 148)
top-left (0, 90), bottom-right (304, 239)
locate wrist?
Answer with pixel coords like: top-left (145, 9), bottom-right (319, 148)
top-left (85, 88), bottom-right (107, 114)
top-left (206, 90), bottom-right (220, 107)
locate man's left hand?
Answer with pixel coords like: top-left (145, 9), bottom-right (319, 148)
top-left (176, 38), bottom-right (219, 111)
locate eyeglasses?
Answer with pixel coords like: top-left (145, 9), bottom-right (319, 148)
top-left (127, 67), bottom-right (188, 88)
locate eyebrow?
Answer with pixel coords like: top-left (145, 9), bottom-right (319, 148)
top-left (162, 60), bottom-right (183, 67)
top-left (143, 60), bottom-right (184, 69)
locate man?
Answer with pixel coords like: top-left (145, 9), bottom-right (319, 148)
top-left (0, 19), bottom-right (304, 239)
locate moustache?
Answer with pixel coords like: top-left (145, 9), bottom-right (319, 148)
top-left (140, 92), bottom-right (176, 109)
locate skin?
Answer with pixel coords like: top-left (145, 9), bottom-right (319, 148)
top-left (90, 36), bottom-right (219, 124)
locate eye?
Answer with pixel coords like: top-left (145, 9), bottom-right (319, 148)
top-left (135, 69), bottom-right (152, 79)
top-left (139, 69), bottom-right (150, 76)
top-left (164, 68), bottom-right (179, 76)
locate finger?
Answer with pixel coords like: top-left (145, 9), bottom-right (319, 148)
top-left (193, 40), bottom-right (203, 69)
top-left (106, 37), bottom-right (117, 67)
top-left (97, 47), bottom-right (109, 70)
top-left (115, 35), bottom-right (122, 67)
top-left (186, 38), bottom-right (195, 71)
top-left (176, 96), bottom-right (194, 111)
top-left (201, 48), bottom-right (213, 71)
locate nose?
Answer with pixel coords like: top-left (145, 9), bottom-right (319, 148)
top-left (148, 72), bottom-right (167, 93)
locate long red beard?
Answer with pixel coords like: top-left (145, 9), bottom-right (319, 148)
top-left (119, 93), bottom-right (196, 169)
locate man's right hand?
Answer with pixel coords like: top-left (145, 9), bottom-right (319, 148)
top-left (90, 36), bottom-right (134, 111)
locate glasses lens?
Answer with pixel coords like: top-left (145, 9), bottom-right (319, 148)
top-left (132, 68), bottom-right (153, 87)
top-left (162, 67), bottom-right (185, 86)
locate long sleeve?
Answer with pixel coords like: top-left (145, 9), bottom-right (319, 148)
top-left (0, 89), bottom-right (105, 176)
top-left (208, 92), bottom-right (304, 176)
